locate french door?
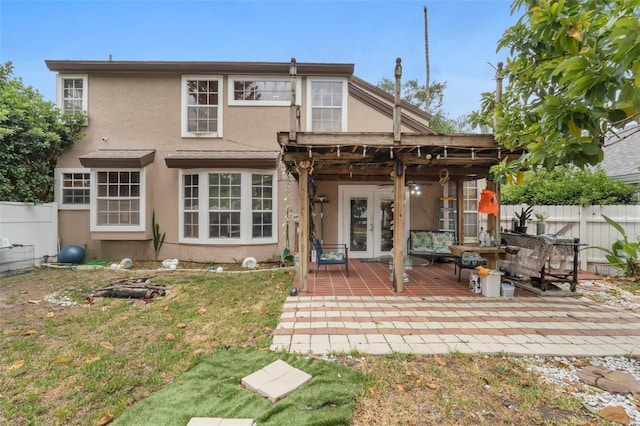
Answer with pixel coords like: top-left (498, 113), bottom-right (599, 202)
top-left (339, 185), bottom-right (408, 259)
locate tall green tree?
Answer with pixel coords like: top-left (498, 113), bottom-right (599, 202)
top-left (0, 62), bottom-right (84, 202)
top-left (377, 78), bottom-right (470, 133)
top-left (470, 0), bottom-right (640, 177)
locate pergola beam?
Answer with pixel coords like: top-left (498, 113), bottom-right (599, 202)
top-left (278, 132), bottom-right (497, 148)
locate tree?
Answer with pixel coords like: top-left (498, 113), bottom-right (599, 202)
top-left (501, 166), bottom-right (639, 206)
top-left (0, 62), bottom-right (85, 202)
top-left (377, 77), bottom-right (471, 133)
top-left (470, 0), bottom-right (640, 177)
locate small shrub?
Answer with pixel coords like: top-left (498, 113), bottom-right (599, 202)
top-left (590, 214), bottom-right (640, 277)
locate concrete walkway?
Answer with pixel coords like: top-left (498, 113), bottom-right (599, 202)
top-left (270, 295), bottom-right (640, 356)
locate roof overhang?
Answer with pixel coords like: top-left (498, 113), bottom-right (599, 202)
top-left (79, 150), bottom-right (155, 168)
top-left (45, 60), bottom-right (354, 76)
top-left (165, 150), bottom-right (279, 169)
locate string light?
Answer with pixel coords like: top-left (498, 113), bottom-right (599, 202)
top-left (363, 145), bottom-right (367, 156)
top-left (390, 147), bottom-right (394, 158)
top-left (308, 146), bottom-right (312, 158)
top-left (471, 148), bottom-right (476, 160)
top-left (417, 146), bottom-right (421, 157)
top-left (337, 146), bottom-right (341, 157)
top-left (443, 146), bottom-right (448, 158)
top-left (426, 153), bottom-right (432, 160)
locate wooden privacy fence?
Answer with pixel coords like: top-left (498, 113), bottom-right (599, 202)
top-left (487, 205), bottom-right (640, 275)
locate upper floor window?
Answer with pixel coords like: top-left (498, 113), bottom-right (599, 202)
top-left (179, 169), bottom-right (276, 244)
top-left (91, 170), bottom-right (145, 232)
top-left (229, 76), bottom-right (299, 106)
top-left (56, 75), bottom-right (88, 119)
top-left (181, 75), bottom-right (223, 138)
top-left (55, 168), bottom-right (90, 210)
top-left (307, 78), bottom-right (348, 131)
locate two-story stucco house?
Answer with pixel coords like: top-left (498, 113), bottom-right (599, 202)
top-left (46, 58), bottom-right (500, 277)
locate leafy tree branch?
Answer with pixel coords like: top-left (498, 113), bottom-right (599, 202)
top-left (0, 62), bottom-right (85, 202)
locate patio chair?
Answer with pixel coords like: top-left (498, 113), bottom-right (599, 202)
top-left (312, 238), bottom-right (349, 277)
top-left (453, 251), bottom-right (487, 281)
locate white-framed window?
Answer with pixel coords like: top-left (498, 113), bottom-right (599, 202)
top-left (228, 76), bottom-right (301, 106)
top-left (55, 168), bottom-right (90, 210)
top-left (181, 75), bottom-right (223, 138)
top-left (179, 169), bottom-right (277, 244)
top-left (306, 77), bottom-right (348, 131)
top-left (463, 180), bottom-right (480, 241)
top-left (90, 169), bottom-right (145, 232)
top-left (56, 74), bottom-right (88, 120)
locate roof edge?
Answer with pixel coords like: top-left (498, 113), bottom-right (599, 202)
top-left (45, 60), bottom-right (355, 76)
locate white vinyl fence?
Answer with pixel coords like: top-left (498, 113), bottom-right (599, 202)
top-left (493, 205), bottom-right (640, 275)
top-left (0, 202), bottom-right (58, 274)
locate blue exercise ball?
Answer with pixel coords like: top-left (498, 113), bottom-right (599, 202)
top-left (58, 245), bottom-right (86, 264)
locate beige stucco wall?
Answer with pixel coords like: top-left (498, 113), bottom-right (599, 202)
top-left (56, 70), bottom-right (433, 263)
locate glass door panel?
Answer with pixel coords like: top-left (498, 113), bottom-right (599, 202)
top-left (378, 199), bottom-right (394, 253)
top-left (350, 197), bottom-right (368, 253)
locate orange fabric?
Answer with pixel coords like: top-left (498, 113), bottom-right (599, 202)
top-left (478, 189), bottom-right (499, 215)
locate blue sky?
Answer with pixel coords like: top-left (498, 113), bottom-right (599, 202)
top-left (1, 0), bottom-right (518, 118)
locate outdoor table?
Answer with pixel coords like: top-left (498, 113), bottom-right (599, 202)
top-left (449, 245), bottom-right (506, 270)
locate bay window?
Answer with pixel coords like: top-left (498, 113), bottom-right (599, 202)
top-left (180, 170), bottom-right (276, 244)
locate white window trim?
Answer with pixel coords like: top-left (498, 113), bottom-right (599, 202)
top-left (228, 75), bottom-right (302, 106)
top-left (181, 75), bottom-right (223, 138)
top-left (306, 77), bottom-right (348, 132)
top-left (90, 169), bottom-right (146, 232)
top-left (56, 74), bottom-right (88, 123)
top-left (178, 169), bottom-right (278, 245)
top-left (55, 168), bottom-right (91, 210)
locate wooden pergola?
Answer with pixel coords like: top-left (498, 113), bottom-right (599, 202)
top-left (279, 58), bottom-right (508, 293)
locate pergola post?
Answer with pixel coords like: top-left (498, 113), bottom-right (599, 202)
top-left (289, 58), bottom-right (297, 141)
top-left (297, 160), bottom-right (310, 292)
top-left (392, 160), bottom-right (406, 292)
top-left (456, 179), bottom-right (465, 244)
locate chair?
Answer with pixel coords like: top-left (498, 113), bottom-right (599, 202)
top-left (312, 238), bottom-right (349, 277)
top-left (453, 251), bottom-right (487, 281)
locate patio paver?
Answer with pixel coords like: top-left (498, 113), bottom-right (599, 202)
top-left (271, 259), bottom-right (640, 357)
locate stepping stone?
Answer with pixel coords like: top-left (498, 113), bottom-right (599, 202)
top-left (187, 418), bottom-right (255, 426)
top-left (241, 359), bottom-right (312, 403)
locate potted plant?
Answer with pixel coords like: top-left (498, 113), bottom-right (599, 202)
top-left (534, 211), bottom-right (548, 235)
top-left (514, 205), bottom-right (533, 233)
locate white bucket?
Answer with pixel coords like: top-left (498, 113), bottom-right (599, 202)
top-left (501, 283), bottom-right (515, 298)
top-left (480, 272), bottom-right (502, 297)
